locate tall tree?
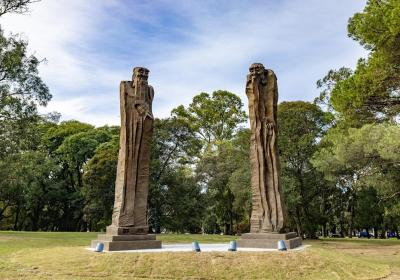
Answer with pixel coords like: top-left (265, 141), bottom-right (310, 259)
top-left (172, 90), bottom-right (247, 145)
top-left (148, 118), bottom-right (200, 233)
top-left (83, 134), bottom-right (119, 231)
top-left (0, 29), bottom-right (50, 157)
top-left (278, 101), bottom-right (332, 237)
top-left (316, 0), bottom-right (400, 125)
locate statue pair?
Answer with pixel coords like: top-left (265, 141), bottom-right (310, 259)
top-left (110, 63), bottom-right (285, 234)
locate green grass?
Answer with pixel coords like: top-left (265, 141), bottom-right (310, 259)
top-left (0, 231), bottom-right (399, 279)
top-left (317, 237), bottom-right (400, 246)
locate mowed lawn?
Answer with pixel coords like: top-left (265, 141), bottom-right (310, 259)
top-left (0, 231), bottom-right (399, 279)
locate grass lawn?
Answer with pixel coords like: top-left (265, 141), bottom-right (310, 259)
top-left (0, 231), bottom-right (399, 279)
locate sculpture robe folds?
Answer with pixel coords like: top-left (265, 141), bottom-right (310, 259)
top-left (246, 63), bottom-right (285, 233)
top-left (111, 67), bottom-right (154, 229)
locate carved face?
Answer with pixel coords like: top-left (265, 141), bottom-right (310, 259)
top-left (249, 63), bottom-right (265, 78)
top-left (133, 67), bottom-right (149, 82)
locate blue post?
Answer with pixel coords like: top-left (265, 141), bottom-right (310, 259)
top-left (95, 242), bottom-right (104, 252)
top-left (192, 241), bottom-right (201, 252)
top-left (228, 240), bottom-right (237, 251)
top-left (277, 240), bottom-right (287, 251)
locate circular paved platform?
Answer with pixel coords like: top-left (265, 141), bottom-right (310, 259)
top-left (88, 243), bottom-right (309, 253)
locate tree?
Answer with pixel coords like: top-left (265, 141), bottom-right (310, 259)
top-left (172, 90), bottom-right (247, 145)
top-left (278, 101), bottom-right (332, 237)
top-left (162, 167), bottom-right (205, 233)
top-left (354, 187), bottom-right (384, 238)
top-left (0, 0), bottom-right (39, 16)
top-left (148, 118), bottom-right (200, 233)
top-left (83, 134), bottom-right (119, 231)
top-left (0, 29), bottom-right (50, 158)
top-left (312, 123), bottom-right (400, 237)
top-left (197, 129), bottom-right (252, 235)
top-left (317, 0), bottom-right (400, 125)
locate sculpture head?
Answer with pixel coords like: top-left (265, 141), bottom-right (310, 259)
top-left (249, 63), bottom-right (265, 77)
top-left (247, 63), bottom-right (267, 85)
top-left (132, 67), bottom-right (149, 83)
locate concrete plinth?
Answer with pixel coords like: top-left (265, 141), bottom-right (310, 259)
top-left (91, 233), bottom-right (162, 251)
top-left (237, 232), bottom-right (302, 249)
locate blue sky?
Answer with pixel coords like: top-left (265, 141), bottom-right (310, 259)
top-left (1, 0), bottom-right (367, 126)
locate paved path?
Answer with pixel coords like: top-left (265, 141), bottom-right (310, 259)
top-left (88, 243), bottom-right (310, 253)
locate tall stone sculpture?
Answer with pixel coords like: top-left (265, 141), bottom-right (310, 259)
top-left (238, 63), bottom-right (302, 249)
top-left (110, 66), bottom-right (153, 232)
top-left (246, 62), bottom-right (285, 233)
top-left (91, 67), bottom-right (161, 251)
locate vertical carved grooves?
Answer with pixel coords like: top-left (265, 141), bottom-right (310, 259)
top-left (247, 64), bottom-right (285, 233)
top-left (121, 89), bottom-right (129, 213)
top-left (111, 68), bottom-right (153, 229)
top-left (133, 115), bottom-right (144, 217)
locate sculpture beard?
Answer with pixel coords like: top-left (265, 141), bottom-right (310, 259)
top-left (247, 66), bottom-right (285, 233)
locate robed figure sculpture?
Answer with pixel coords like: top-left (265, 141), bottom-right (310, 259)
top-left (246, 63), bottom-right (286, 233)
top-left (109, 67), bottom-right (154, 234)
top-left (91, 67), bottom-right (161, 250)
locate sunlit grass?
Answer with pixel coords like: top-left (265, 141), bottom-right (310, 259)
top-left (0, 231), bottom-right (398, 279)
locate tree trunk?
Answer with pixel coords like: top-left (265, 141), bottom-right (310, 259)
top-left (13, 201), bottom-right (21, 231)
top-left (348, 203), bottom-right (354, 238)
top-left (295, 206), bottom-right (303, 238)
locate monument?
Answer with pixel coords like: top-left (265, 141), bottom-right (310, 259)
top-left (237, 63), bottom-right (302, 249)
top-left (91, 67), bottom-right (161, 251)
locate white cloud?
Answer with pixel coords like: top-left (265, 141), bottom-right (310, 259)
top-left (40, 94), bottom-right (120, 127)
top-left (1, 0), bottom-right (368, 126)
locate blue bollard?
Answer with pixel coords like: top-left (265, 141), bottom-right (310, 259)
top-left (277, 240), bottom-right (287, 251)
top-left (228, 240), bottom-right (237, 251)
top-left (192, 241), bottom-right (201, 252)
top-left (95, 242), bottom-right (104, 252)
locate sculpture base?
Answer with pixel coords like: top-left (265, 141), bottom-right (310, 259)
top-left (106, 225), bottom-right (149, 235)
top-left (237, 232), bottom-right (302, 249)
top-left (91, 233), bottom-right (161, 251)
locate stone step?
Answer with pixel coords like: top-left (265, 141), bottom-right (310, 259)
top-left (240, 232), bottom-right (298, 240)
top-left (91, 240), bottom-right (162, 251)
top-left (96, 234), bottom-right (156, 241)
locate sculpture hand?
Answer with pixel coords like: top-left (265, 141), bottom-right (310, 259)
top-left (136, 104), bottom-right (149, 116)
top-left (266, 122), bottom-right (274, 129)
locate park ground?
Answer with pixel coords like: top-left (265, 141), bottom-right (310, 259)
top-left (0, 231), bottom-right (399, 279)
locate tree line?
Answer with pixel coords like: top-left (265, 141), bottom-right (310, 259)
top-left (0, 0), bottom-right (399, 238)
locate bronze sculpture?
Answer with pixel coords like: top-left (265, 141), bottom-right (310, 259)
top-left (246, 63), bottom-right (285, 233)
top-left (238, 63), bottom-right (301, 249)
top-left (91, 67), bottom-right (161, 250)
top-left (110, 67), bottom-right (154, 231)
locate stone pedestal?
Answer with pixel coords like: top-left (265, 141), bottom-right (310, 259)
top-left (237, 232), bottom-right (302, 249)
top-left (91, 225), bottom-right (162, 251)
top-left (91, 233), bottom-right (161, 251)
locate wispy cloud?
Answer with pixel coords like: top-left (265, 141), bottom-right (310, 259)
top-left (1, 0), bottom-right (367, 126)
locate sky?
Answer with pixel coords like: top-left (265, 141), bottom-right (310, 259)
top-left (1, 0), bottom-right (367, 126)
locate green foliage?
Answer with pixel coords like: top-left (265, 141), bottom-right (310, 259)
top-left (355, 187), bottom-right (384, 233)
top-left (2, 0), bottom-right (399, 239)
top-left (0, 27), bottom-right (50, 157)
top-left (317, 0), bottom-right (400, 124)
top-left (83, 135), bottom-right (119, 231)
top-left (278, 101), bottom-right (332, 237)
top-left (162, 167), bottom-right (205, 233)
top-left (148, 118), bottom-right (203, 233)
top-left (313, 123), bottom-right (400, 194)
top-left (172, 90), bottom-right (247, 144)
top-left (197, 129), bottom-right (251, 235)
top-left (43, 120), bottom-right (94, 153)
top-left (311, 0), bottom-right (400, 237)
top-left (348, 0), bottom-right (400, 51)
